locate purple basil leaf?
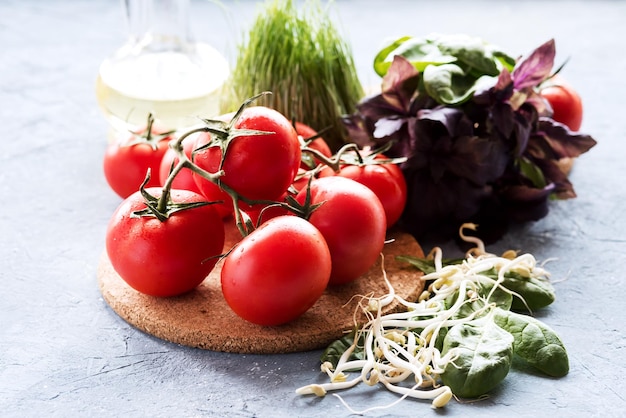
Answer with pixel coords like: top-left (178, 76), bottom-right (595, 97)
top-left (341, 38), bottom-right (597, 246)
top-left (373, 117), bottom-right (407, 139)
top-left (525, 90), bottom-right (551, 115)
top-left (410, 107), bottom-right (508, 185)
top-left (472, 68), bottom-right (512, 105)
top-left (380, 55), bottom-right (420, 110)
top-left (511, 102), bottom-right (538, 156)
top-left (448, 135), bottom-right (509, 184)
top-left (351, 58), bottom-right (420, 124)
top-left (533, 157), bottom-right (577, 199)
top-left (418, 106), bottom-right (469, 133)
top-left (399, 169), bottom-right (489, 241)
top-left (342, 114), bottom-right (377, 148)
top-left (490, 102), bottom-right (516, 138)
top-left (512, 39), bottom-right (555, 90)
top-left (356, 93), bottom-right (410, 120)
top-left (534, 118), bottom-right (598, 158)
top-left (495, 67), bottom-right (513, 91)
top-left (490, 67), bottom-right (515, 102)
top-left (499, 183), bottom-right (554, 222)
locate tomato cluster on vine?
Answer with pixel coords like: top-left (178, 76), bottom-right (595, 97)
top-left (103, 93), bottom-right (408, 326)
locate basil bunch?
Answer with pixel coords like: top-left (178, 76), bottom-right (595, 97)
top-left (373, 33), bottom-right (515, 105)
top-left (344, 34), bottom-right (597, 243)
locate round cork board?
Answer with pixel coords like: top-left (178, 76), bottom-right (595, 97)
top-left (97, 222), bottom-right (424, 354)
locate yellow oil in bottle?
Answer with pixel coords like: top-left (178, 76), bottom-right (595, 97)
top-left (96, 42), bottom-right (229, 132)
top-left (95, 0), bottom-right (230, 134)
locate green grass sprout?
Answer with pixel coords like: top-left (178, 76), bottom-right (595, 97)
top-left (221, 0), bottom-right (364, 151)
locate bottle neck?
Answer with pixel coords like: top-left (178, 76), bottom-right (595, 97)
top-left (123, 0), bottom-right (192, 52)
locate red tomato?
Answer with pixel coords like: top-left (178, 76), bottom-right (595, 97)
top-left (334, 158), bottom-right (407, 228)
top-left (296, 176), bottom-right (387, 285)
top-left (106, 188), bottom-right (225, 297)
top-left (317, 165), bottom-right (337, 178)
top-left (192, 106), bottom-right (301, 202)
top-left (295, 122), bottom-right (332, 169)
top-left (291, 169), bottom-right (318, 193)
top-left (539, 76), bottom-right (583, 131)
top-left (103, 120), bottom-right (173, 199)
top-left (190, 132), bottom-right (233, 219)
top-left (158, 133), bottom-right (202, 195)
top-left (221, 215), bottom-right (331, 326)
top-left (240, 194), bottom-right (291, 227)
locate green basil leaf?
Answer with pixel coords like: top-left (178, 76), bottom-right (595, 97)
top-left (373, 36), bottom-right (456, 76)
top-left (422, 65), bottom-right (496, 105)
top-left (373, 35), bottom-right (414, 76)
top-left (423, 63), bottom-right (474, 105)
top-left (441, 319), bottom-right (513, 398)
top-left (493, 308), bottom-right (569, 377)
top-left (372, 34), bottom-right (514, 106)
top-left (517, 156), bottom-right (547, 188)
top-left (493, 50), bottom-right (517, 72)
top-left (373, 33), bottom-right (516, 80)
top-left (434, 34), bottom-right (501, 77)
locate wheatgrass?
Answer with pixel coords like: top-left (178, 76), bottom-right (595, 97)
top-left (220, 0), bottom-right (364, 151)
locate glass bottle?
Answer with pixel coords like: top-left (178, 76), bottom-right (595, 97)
top-left (95, 0), bottom-right (229, 133)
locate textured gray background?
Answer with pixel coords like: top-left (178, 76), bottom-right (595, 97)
top-left (1, 1), bottom-right (624, 417)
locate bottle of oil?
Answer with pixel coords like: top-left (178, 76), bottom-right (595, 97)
top-left (95, 0), bottom-right (229, 133)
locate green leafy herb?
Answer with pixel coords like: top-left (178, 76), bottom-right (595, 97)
top-left (345, 37), bottom-right (597, 242)
top-left (373, 34), bottom-right (515, 105)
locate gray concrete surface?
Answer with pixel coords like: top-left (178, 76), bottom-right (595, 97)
top-left (1, 0), bottom-right (625, 416)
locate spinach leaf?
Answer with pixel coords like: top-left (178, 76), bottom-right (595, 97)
top-left (433, 326), bottom-right (448, 352)
top-left (500, 271), bottom-right (556, 312)
top-left (445, 276), bottom-right (513, 318)
top-left (493, 308), bottom-right (569, 377)
top-left (395, 255), bottom-right (465, 275)
top-left (467, 267), bottom-right (555, 311)
top-left (396, 255), bottom-right (555, 312)
top-left (441, 319), bottom-right (513, 398)
top-left (320, 330), bottom-right (364, 369)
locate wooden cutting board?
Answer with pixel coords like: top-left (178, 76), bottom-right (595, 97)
top-left (97, 222), bottom-right (424, 354)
